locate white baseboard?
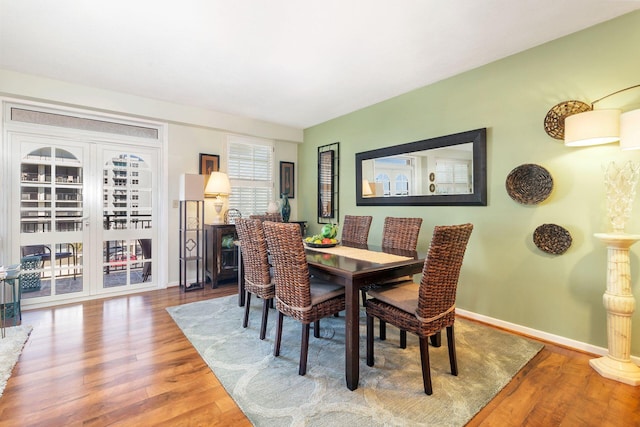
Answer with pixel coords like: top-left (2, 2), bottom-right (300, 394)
top-left (456, 308), bottom-right (640, 365)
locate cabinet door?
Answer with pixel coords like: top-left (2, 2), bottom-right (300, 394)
top-left (219, 226), bottom-right (236, 273)
top-left (207, 225), bottom-right (238, 286)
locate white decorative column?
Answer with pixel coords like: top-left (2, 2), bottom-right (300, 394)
top-left (592, 233), bottom-right (640, 385)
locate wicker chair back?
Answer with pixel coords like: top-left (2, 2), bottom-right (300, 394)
top-left (341, 215), bottom-right (372, 245)
top-left (235, 218), bottom-right (272, 290)
top-left (381, 217), bottom-right (423, 251)
top-left (250, 213), bottom-right (283, 223)
top-left (417, 223), bottom-right (474, 323)
top-left (262, 222), bottom-right (312, 309)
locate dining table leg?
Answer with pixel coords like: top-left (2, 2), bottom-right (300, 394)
top-left (345, 278), bottom-right (360, 390)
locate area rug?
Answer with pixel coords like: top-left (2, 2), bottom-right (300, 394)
top-left (0, 324), bottom-right (33, 398)
top-left (167, 296), bottom-right (543, 426)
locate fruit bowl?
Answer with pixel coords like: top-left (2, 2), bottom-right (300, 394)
top-left (304, 240), bottom-right (339, 248)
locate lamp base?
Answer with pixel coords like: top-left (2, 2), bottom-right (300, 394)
top-left (593, 232), bottom-right (640, 387)
top-left (590, 356), bottom-right (640, 386)
top-left (212, 200), bottom-right (224, 224)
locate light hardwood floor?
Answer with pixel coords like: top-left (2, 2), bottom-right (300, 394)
top-left (1, 285), bottom-right (639, 426)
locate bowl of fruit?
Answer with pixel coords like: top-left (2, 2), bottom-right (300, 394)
top-left (304, 224), bottom-right (339, 248)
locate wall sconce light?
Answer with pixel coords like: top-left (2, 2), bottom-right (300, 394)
top-left (204, 171), bottom-right (231, 224)
top-left (544, 84), bottom-right (640, 147)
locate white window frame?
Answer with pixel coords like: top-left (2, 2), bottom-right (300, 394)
top-left (226, 134), bottom-right (274, 217)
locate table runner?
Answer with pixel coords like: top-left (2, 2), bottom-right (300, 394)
top-left (309, 245), bottom-right (412, 264)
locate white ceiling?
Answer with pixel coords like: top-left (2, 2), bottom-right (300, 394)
top-left (1, 1), bottom-right (640, 129)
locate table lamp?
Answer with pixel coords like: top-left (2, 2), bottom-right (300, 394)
top-left (205, 172), bottom-right (231, 224)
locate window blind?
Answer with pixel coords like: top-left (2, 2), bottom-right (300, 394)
top-left (435, 159), bottom-right (472, 194)
top-left (227, 136), bottom-right (274, 216)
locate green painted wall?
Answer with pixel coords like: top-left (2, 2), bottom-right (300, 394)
top-left (299, 11), bottom-right (640, 355)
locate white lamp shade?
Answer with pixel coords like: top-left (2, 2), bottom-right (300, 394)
top-left (564, 109), bottom-right (621, 147)
top-left (205, 172), bottom-right (231, 197)
top-left (620, 109), bottom-right (640, 150)
top-left (179, 174), bottom-right (205, 200)
top-left (362, 179), bottom-right (373, 196)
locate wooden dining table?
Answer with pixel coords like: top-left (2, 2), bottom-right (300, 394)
top-left (236, 240), bottom-right (426, 391)
top-left (306, 243), bottom-right (425, 390)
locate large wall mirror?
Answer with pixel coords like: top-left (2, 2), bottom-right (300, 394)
top-left (356, 128), bottom-right (487, 206)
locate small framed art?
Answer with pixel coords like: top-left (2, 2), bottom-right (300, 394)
top-left (280, 161), bottom-right (295, 198)
top-left (199, 153), bottom-right (220, 175)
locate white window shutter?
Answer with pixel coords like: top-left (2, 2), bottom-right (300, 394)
top-left (226, 136), bottom-right (274, 217)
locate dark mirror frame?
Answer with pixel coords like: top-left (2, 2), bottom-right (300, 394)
top-left (356, 128), bottom-right (487, 206)
top-left (318, 142), bottom-right (340, 223)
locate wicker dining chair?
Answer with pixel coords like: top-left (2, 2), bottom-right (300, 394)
top-left (250, 213), bottom-right (283, 223)
top-left (381, 216), bottom-right (423, 251)
top-left (263, 221), bottom-right (345, 375)
top-left (341, 215), bottom-right (372, 245)
top-left (362, 216), bottom-right (423, 345)
top-left (235, 218), bottom-right (275, 340)
top-left (365, 223), bottom-right (473, 395)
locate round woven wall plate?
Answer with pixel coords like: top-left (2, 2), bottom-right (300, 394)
top-left (533, 224), bottom-right (572, 255)
top-left (506, 164), bottom-right (553, 205)
top-left (544, 100), bottom-right (592, 140)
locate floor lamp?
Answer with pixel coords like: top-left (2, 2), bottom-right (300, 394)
top-left (591, 109), bottom-right (640, 386)
top-left (549, 85), bottom-right (640, 385)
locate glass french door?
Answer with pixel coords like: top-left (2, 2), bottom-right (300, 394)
top-left (14, 135), bottom-right (89, 300)
top-left (99, 147), bottom-right (156, 292)
top-left (10, 132), bottom-right (158, 303)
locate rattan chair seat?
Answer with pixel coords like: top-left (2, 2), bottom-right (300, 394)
top-left (367, 281), bottom-right (419, 314)
top-left (366, 298), bottom-right (454, 337)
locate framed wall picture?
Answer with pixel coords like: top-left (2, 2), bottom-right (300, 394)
top-left (280, 161), bottom-right (295, 198)
top-left (199, 153), bottom-right (220, 175)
